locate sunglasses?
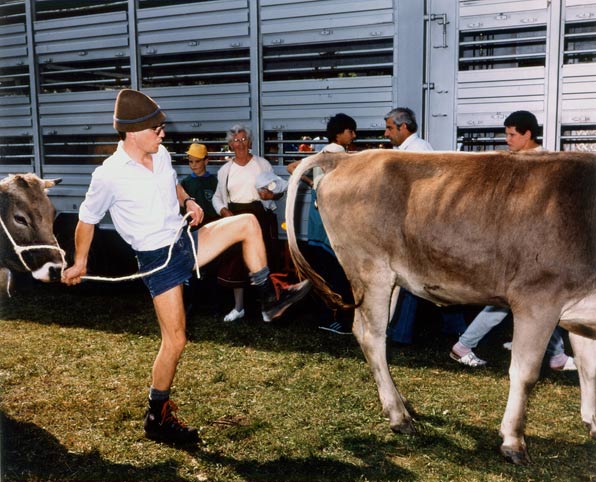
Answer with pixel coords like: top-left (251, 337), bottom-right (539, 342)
top-left (151, 123), bottom-right (166, 135)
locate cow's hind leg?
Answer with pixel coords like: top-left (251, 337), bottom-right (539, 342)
top-left (569, 333), bottom-right (596, 438)
top-left (352, 279), bottom-right (414, 434)
top-left (499, 306), bottom-right (560, 465)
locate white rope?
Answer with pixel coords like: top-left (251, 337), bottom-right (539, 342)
top-left (0, 214), bottom-right (67, 272)
top-left (82, 213), bottom-right (200, 282)
top-left (0, 211), bottom-right (200, 283)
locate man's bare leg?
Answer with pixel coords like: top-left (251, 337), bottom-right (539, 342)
top-left (196, 213), bottom-right (311, 321)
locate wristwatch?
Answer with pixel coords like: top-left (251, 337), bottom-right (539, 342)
top-left (183, 197), bottom-right (196, 208)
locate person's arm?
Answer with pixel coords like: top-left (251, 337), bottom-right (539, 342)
top-left (287, 160), bottom-right (313, 187)
top-left (176, 183), bottom-right (204, 226)
top-left (257, 188), bottom-right (284, 201)
top-left (212, 164), bottom-right (233, 217)
top-left (61, 220), bottom-right (95, 285)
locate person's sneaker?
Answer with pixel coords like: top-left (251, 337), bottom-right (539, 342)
top-left (550, 355), bottom-right (577, 371)
top-left (318, 321), bottom-right (352, 335)
top-left (144, 399), bottom-right (199, 445)
top-left (502, 341), bottom-right (512, 351)
top-left (449, 350), bottom-right (487, 367)
top-left (262, 279), bottom-right (311, 322)
top-left (223, 308), bottom-right (245, 322)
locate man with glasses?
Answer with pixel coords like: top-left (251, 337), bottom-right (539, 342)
top-left (62, 89), bottom-right (310, 445)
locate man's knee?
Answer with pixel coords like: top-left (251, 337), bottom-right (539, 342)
top-left (168, 333), bottom-right (187, 357)
top-left (236, 213), bottom-right (261, 235)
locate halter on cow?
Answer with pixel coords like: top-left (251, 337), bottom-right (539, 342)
top-left (0, 174), bottom-right (65, 296)
top-left (286, 148), bottom-right (596, 464)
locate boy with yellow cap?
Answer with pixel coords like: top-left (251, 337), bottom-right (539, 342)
top-left (62, 89), bottom-right (311, 445)
top-left (180, 142), bottom-right (218, 226)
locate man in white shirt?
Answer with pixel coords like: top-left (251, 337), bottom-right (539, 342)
top-left (62, 89), bottom-right (310, 445)
top-left (384, 107), bottom-right (433, 152)
top-left (383, 107), bottom-right (468, 345)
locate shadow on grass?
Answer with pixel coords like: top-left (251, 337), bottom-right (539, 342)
top-left (1, 412), bottom-right (182, 481)
top-left (188, 421), bottom-right (594, 482)
top-left (2, 407), bottom-right (593, 481)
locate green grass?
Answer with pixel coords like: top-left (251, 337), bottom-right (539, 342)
top-left (0, 282), bottom-right (594, 481)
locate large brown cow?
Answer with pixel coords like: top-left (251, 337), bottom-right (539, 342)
top-left (0, 174), bottom-right (65, 296)
top-left (286, 149), bottom-right (596, 465)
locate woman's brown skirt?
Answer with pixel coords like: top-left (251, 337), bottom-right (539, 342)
top-left (217, 201), bottom-right (280, 288)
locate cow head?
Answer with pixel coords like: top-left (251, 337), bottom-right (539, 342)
top-left (0, 173), bottom-right (65, 282)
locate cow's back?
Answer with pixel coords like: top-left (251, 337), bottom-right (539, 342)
top-left (315, 150), bottom-right (596, 306)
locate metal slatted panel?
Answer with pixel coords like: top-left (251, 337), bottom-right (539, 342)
top-left (560, 0), bottom-right (596, 150)
top-left (38, 90), bottom-right (118, 136)
top-left (261, 0), bottom-right (394, 45)
top-left (33, 11), bottom-right (130, 93)
top-left (145, 84), bottom-right (251, 133)
top-left (36, 83), bottom-right (251, 135)
top-left (262, 77), bottom-right (392, 131)
top-left (0, 11), bottom-right (33, 168)
top-left (42, 164), bottom-right (97, 214)
top-left (457, 67), bottom-right (545, 128)
top-left (34, 11), bottom-right (129, 63)
top-left (137, 0), bottom-right (249, 55)
top-left (261, 0), bottom-right (394, 133)
top-left (457, 0), bottom-right (548, 148)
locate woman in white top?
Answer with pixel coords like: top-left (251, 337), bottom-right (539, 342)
top-left (212, 124), bottom-right (284, 322)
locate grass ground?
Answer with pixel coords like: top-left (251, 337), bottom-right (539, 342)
top-left (0, 280), bottom-right (594, 481)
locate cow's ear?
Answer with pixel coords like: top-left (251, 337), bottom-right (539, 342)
top-left (14, 175), bottom-right (29, 189)
top-left (43, 178), bottom-right (62, 188)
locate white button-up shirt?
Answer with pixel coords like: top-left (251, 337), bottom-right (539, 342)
top-left (397, 133), bottom-right (434, 152)
top-left (79, 142), bottom-right (182, 251)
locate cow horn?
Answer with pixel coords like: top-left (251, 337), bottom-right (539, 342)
top-left (43, 178), bottom-right (62, 188)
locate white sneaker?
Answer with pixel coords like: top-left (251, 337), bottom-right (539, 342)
top-left (550, 356), bottom-right (577, 371)
top-left (450, 350), bottom-right (487, 367)
top-left (503, 341), bottom-right (512, 351)
top-left (223, 308), bottom-right (245, 322)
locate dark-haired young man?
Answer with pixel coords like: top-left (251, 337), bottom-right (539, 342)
top-left (450, 110), bottom-right (576, 370)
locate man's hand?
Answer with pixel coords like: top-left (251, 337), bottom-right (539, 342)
top-left (186, 200), bottom-right (204, 226)
top-left (61, 262), bottom-right (87, 286)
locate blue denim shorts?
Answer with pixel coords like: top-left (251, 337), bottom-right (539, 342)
top-left (135, 230), bottom-right (198, 298)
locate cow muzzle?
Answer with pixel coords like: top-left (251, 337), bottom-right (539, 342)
top-left (31, 261), bottom-right (65, 283)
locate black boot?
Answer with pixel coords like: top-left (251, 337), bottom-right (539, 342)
top-left (144, 399), bottom-right (199, 444)
top-left (258, 277), bottom-right (311, 322)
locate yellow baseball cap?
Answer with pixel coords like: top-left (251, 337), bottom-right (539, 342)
top-left (186, 143), bottom-right (208, 159)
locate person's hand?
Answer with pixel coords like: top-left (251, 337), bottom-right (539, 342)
top-left (220, 207), bottom-right (234, 217)
top-left (186, 200), bottom-right (204, 226)
top-left (258, 188), bottom-right (275, 200)
top-left (61, 262), bottom-right (87, 286)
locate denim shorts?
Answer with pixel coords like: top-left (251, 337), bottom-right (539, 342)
top-left (135, 230), bottom-right (198, 298)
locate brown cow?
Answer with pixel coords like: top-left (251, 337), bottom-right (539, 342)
top-left (0, 174), bottom-right (65, 297)
top-left (286, 149), bottom-right (596, 465)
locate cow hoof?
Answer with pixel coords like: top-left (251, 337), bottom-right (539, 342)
top-left (585, 418), bottom-right (596, 439)
top-left (500, 445), bottom-right (531, 465)
top-left (391, 419), bottom-right (416, 435)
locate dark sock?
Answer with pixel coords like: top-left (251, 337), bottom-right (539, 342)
top-left (249, 266), bottom-right (270, 286)
top-left (148, 387), bottom-right (170, 413)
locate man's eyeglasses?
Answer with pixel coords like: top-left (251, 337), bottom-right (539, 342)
top-left (231, 137), bottom-right (248, 143)
top-left (151, 123), bottom-right (166, 135)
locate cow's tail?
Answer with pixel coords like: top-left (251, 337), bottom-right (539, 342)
top-left (285, 153), bottom-right (355, 310)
